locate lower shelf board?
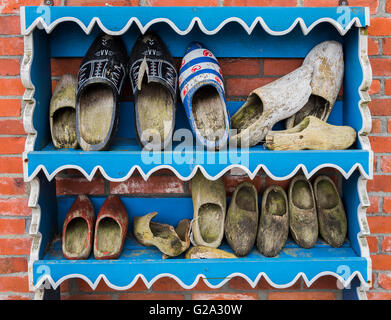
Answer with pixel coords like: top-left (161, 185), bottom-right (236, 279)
top-left (33, 237), bottom-right (368, 290)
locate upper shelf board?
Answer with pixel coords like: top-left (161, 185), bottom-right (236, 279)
top-left (21, 6), bottom-right (370, 36)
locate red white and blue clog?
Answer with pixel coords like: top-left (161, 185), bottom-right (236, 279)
top-left (179, 42), bottom-right (230, 149)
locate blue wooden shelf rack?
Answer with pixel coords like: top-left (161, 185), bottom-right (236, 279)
top-left (20, 6), bottom-right (373, 299)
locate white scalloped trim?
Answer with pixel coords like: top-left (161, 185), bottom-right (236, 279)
top-left (33, 269), bottom-right (369, 292)
top-left (21, 14), bottom-right (366, 36)
top-left (25, 161), bottom-right (372, 183)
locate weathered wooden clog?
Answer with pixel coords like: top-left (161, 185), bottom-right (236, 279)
top-left (313, 176), bottom-right (347, 248)
top-left (257, 185), bottom-right (289, 257)
top-left (94, 195), bottom-right (128, 260)
top-left (133, 212), bottom-right (190, 257)
top-left (265, 116), bottom-right (356, 150)
top-left (191, 171), bottom-right (226, 248)
top-left (288, 175), bottom-right (318, 249)
top-left (230, 65), bottom-right (312, 147)
top-left (129, 32), bottom-right (177, 150)
top-left (50, 74), bottom-right (78, 149)
top-left (286, 41), bottom-right (344, 128)
top-left (179, 42), bottom-right (230, 149)
top-left (185, 246), bottom-right (237, 259)
top-left (62, 195), bottom-right (95, 260)
top-left (225, 182), bottom-right (258, 257)
top-left (76, 34), bottom-right (127, 151)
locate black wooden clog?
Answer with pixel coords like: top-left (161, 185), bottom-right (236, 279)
top-left (129, 32), bottom-right (177, 150)
top-left (76, 34), bottom-right (127, 151)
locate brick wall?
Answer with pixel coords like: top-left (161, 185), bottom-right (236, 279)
top-left (0, 0), bottom-right (390, 300)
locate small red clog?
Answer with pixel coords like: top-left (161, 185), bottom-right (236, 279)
top-left (62, 195), bottom-right (95, 260)
top-left (93, 195), bottom-right (128, 260)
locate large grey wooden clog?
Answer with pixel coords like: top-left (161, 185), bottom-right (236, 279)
top-left (313, 175), bottom-right (347, 248)
top-left (285, 41), bottom-right (344, 129)
top-left (288, 175), bottom-right (318, 249)
top-left (50, 74), bottom-right (78, 149)
top-left (225, 182), bottom-right (258, 257)
top-left (191, 171), bottom-right (226, 248)
top-left (257, 185), bottom-right (289, 257)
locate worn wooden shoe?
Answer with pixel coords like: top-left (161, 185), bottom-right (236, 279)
top-left (62, 195), bottom-right (95, 260)
top-left (133, 212), bottom-right (190, 257)
top-left (288, 175), bottom-right (318, 249)
top-left (230, 65), bottom-right (312, 147)
top-left (76, 34), bottom-right (127, 151)
top-left (286, 41), bottom-right (344, 129)
top-left (94, 196), bottom-right (128, 260)
top-left (50, 74), bottom-right (78, 149)
top-left (179, 42), bottom-right (229, 149)
top-left (185, 246), bottom-right (237, 259)
top-left (313, 176), bottom-right (347, 248)
top-left (257, 185), bottom-right (289, 257)
top-left (191, 171), bottom-right (226, 248)
top-left (129, 32), bottom-right (177, 150)
top-left (265, 116), bottom-right (356, 150)
top-left (225, 182), bottom-right (258, 257)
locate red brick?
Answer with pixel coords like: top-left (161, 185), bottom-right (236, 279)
top-left (380, 155), bottom-right (391, 173)
top-left (0, 16), bottom-right (20, 35)
top-left (225, 0), bottom-right (296, 5)
top-left (369, 79), bottom-right (380, 95)
top-left (145, 0), bottom-right (217, 5)
top-left (0, 258), bottom-right (27, 274)
top-left (369, 18), bottom-right (391, 37)
top-left (370, 59), bottom-right (391, 76)
top-left (385, 79), bottom-right (391, 97)
top-left (371, 119), bottom-right (381, 134)
top-left (222, 175), bottom-right (262, 195)
top-left (269, 291), bottom-right (334, 300)
top-left (0, 294), bottom-right (30, 300)
top-left (0, 79), bottom-right (24, 96)
top-left (367, 236), bottom-right (378, 253)
top-left (219, 58), bottom-right (260, 76)
top-left (0, 198), bottom-right (31, 216)
top-left (62, 294), bottom-right (111, 300)
top-left (383, 197), bottom-right (391, 214)
top-left (0, 59), bottom-right (20, 76)
top-left (192, 292), bottom-right (258, 300)
top-left (368, 38), bottom-right (379, 56)
top-left (110, 176), bottom-right (184, 194)
top-left (152, 277), bottom-right (216, 291)
top-left (77, 278), bottom-right (147, 292)
top-left (263, 58), bottom-right (303, 76)
top-left (0, 99), bottom-right (21, 117)
top-left (0, 120), bottom-right (25, 135)
top-left (119, 293), bottom-right (185, 300)
top-left (56, 177), bottom-right (105, 195)
top-left (387, 0), bottom-right (391, 13)
top-left (0, 177), bottom-right (25, 195)
top-left (0, 218), bottom-right (25, 235)
top-left (388, 119), bottom-right (391, 133)
top-left (0, 137), bottom-right (25, 155)
top-left (367, 292), bottom-right (391, 300)
top-left (304, 275), bottom-right (340, 290)
top-left (226, 77), bottom-right (275, 97)
top-left (378, 273), bottom-right (391, 290)
top-left (51, 58), bottom-right (82, 77)
top-left (382, 236), bottom-right (391, 252)
top-left (383, 38), bottom-right (391, 55)
top-left (0, 1), bottom-right (61, 14)
top-left (0, 37), bottom-right (24, 56)
top-left (0, 276), bottom-right (29, 293)
top-left (371, 254), bottom-right (391, 270)
top-left (368, 196), bottom-right (379, 214)
top-left (369, 137), bottom-right (391, 153)
top-left (368, 217), bottom-right (391, 234)
top-left (265, 177), bottom-right (292, 190)
top-left (0, 238), bottom-right (32, 255)
top-left (0, 157), bottom-right (23, 174)
top-left (66, 0), bottom-right (138, 5)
